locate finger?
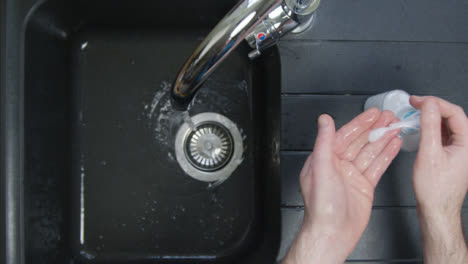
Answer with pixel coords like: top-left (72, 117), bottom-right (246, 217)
top-left (335, 108), bottom-right (380, 155)
top-left (299, 152), bottom-right (314, 189)
top-left (411, 96), bottom-right (468, 143)
top-left (341, 110), bottom-right (395, 161)
top-left (353, 128), bottom-right (400, 172)
top-left (313, 114), bottom-right (336, 164)
top-left (363, 137), bottom-right (402, 187)
top-left (415, 98), bottom-right (443, 153)
top-left (299, 152), bottom-right (314, 180)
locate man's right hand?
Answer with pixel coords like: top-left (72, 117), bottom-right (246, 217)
top-left (410, 95), bottom-right (468, 264)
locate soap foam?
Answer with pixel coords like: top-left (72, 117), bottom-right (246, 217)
top-left (369, 127), bottom-right (389, 143)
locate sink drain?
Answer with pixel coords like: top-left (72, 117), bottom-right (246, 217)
top-left (175, 113), bottom-right (243, 182)
top-left (185, 122), bottom-right (233, 172)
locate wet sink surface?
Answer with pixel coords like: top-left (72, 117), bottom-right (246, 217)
top-left (74, 31), bottom-right (254, 259)
top-left (23, 1), bottom-right (280, 263)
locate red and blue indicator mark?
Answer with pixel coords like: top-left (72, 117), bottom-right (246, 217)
top-left (257, 32), bottom-right (266, 41)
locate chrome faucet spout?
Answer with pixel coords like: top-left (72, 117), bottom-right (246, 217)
top-left (172, 0), bottom-right (320, 109)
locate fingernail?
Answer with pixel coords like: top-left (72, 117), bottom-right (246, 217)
top-left (318, 115), bottom-right (329, 127)
top-left (412, 95), bottom-right (423, 103)
top-left (364, 108), bottom-right (379, 122)
top-left (389, 129), bottom-right (400, 137)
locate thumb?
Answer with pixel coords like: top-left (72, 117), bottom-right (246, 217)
top-left (418, 98), bottom-right (443, 154)
top-left (313, 114), bottom-right (336, 162)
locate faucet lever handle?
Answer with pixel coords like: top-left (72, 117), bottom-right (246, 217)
top-left (246, 20), bottom-right (278, 60)
top-left (245, 4), bottom-right (299, 60)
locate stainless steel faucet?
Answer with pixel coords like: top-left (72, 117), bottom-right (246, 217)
top-left (172, 0), bottom-right (321, 108)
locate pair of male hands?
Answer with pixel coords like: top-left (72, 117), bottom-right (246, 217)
top-left (282, 96), bottom-right (468, 264)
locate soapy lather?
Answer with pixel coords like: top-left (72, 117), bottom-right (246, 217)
top-left (369, 118), bottom-right (420, 143)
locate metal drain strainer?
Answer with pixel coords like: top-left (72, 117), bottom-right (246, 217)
top-left (185, 123), bottom-right (233, 172)
top-left (175, 112), bottom-right (244, 182)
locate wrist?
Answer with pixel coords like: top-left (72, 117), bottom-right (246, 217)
top-left (282, 221), bottom-right (351, 264)
top-left (417, 202), bottom-right (462, 228)
top-left (417, 204), bottom-right (463, 243)
top-left (417, 205), bottom-right (468, 264)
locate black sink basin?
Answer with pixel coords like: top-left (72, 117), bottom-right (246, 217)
top-left (19, 0), bottom-right (281, 263)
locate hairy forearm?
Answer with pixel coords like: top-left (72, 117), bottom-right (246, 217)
top-left (418, 208), bottom-right (468, 264)
top-left (281, 223), bottom-right (351, 264)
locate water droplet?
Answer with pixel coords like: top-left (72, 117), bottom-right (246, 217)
top-left (167, 152), bottom-right (174, 161)
top-left (81, 42), bottom-right (88, 51)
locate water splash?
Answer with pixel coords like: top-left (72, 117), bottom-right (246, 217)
top-left (182, 111), bottom-right (196, 131)
top-left (143, 81), bottom-right (185, 164)
top-left (147, 81), bottom-right (172, 119)
top-left (143, 79), bottom-right (248, 174)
